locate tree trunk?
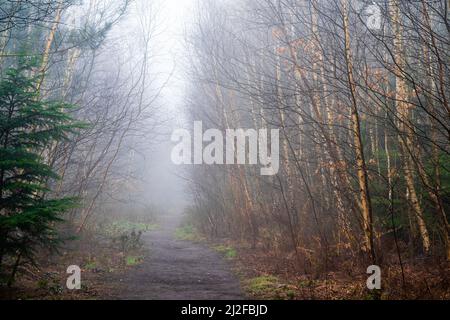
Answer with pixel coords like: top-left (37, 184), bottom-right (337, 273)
top-left (389, 0), bottom-right (431, 254)
top-left (342, 0), bottom-right (376, 263)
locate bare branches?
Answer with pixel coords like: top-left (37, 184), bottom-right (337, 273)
top-left (184, 0), bottom-right (450, 273)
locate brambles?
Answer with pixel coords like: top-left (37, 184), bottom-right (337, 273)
top-left (115, 230), bottom-right (143, 253)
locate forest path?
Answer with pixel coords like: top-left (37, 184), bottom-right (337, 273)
top-left (109, 212), bottom-right (243, 300)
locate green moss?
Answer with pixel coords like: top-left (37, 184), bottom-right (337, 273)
top-left (286, 290), bottom-right (296, 300)
top-left (84, 261), bottom-right (97, 270)
top-left (212, 245), bottom-right (237, 259)
top-left (125, 255), bottom-right (143, 266)
top-left (243, 275), bottom-right (298, 299)
top-left (174, 224), bottom-right (204, 242)
top-left (37, 279), bottom-right (48, 289)
top-left (245, 275), bottom-right (278, 293)
top-left (102, 220), bottom-right (158, 237)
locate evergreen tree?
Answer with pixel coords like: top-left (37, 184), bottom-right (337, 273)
top-left (0, 61), bottom-right (80, 286)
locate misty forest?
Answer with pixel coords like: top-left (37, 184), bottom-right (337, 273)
top-left (0, 0), bottom-right (449, 300)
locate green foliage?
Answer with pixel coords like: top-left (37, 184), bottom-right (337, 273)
top-left (243, 275), bottom-right (298, 299)
top-left (36, 278), bottom-right (63, 295)
top-left (84, 261), bottom-right (98, 270)
top-left (212, 245), bottom-right (237, 259)
top-left (174, 224), bottom-right (205, 242)
top-left (101, 219), bottom-right (158, 238)
top-left (245, 275), bottom-right (278, 292)
top-left (0, 61), bottom-right (80, 285)
top-left (244, 275), bottom-right (280, 298)
top-left (125, 255), bottom-right (143, 266)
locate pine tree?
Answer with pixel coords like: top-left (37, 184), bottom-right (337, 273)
top-left (0, 60), bottom-right (80, 286)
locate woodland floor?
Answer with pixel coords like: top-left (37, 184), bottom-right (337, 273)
top-left (1, 212), bottom-right (448, 300)
top-left (0, 212), bottom-right (243, 300)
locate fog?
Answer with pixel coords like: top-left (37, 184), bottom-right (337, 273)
top-left (137, 0), bottom-right (194, 214)
top-left (0, 0), bottom-right (448, 301)
top-left (94, 0), bottom-right (197, 215)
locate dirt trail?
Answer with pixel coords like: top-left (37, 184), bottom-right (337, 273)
top-left (110, 213), bottom-right (243, 300)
